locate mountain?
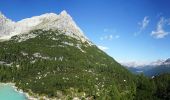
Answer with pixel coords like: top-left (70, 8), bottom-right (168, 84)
top-left (124, 59), bottom-right (170, 77)
top-left (0, 11), bottom-right (88, 43)
top-left (0, 11), bottom-right (136, 99)
top-left (144, 64), bottom-right (170, 77)
top-left (0, 11), bottom-right (170, 100)
top-left (0, 12), bottom-right (15, 38)
top-left (164, 58), bottom-right (170, 64)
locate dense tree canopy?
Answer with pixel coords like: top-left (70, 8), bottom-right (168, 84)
top-left (0, 29), bottom-right (169, 100)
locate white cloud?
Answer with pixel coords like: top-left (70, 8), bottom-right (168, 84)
top-left (97, 45), bottom-right (109, 51)
top-left (100, 34), bottom-right (119, 40)
top-left (120, 61), bottom-right (151, 68)
top-left (100, 28), bottom-right (120, 40)
top-left (151, 17), bottom-right (169, 39)
top-left (109, 35), bottom-right (113, 39)
top-left (135, 16), bottom-right (149, 36)
top-left (151, 29), bottom-right (168, 39)
top-left (120, 59), bottom-right (165, 68)
top-left (100, 34), bottom-right (113, 40)
top-left (139, 16), bottom-right (150, 30)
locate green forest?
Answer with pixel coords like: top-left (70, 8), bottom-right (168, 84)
top-left (0, 29), bottom-right (169, 100)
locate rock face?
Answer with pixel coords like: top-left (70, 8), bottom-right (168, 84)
top-left (0, 12), bottom-right (15, 37)
top-left (0, 11), bottom-right (88, 42)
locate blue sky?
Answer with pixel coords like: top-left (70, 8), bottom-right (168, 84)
top-left (0, 0), bottom-right (170, 63)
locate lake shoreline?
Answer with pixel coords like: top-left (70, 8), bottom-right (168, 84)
top-left (0, 82), bottom-right (57, 100)
top-left (0, 82), bottom-right (38, 100)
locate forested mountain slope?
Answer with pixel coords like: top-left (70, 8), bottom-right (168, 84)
top-left (0, 29), bottom-right (136, 99)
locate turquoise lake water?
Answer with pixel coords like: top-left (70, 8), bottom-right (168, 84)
top-left (0, 84), bottom-right (27, 100)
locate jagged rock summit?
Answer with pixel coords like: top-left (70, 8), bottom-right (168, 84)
top-left (0, 12), bottom-right (15, 37)
top-left (0, 10), bottom-right (88, 42)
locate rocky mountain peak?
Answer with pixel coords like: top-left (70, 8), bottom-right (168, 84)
top-left (60, 10), bottom-right (69, 16)
top-left (0, 10), bottom-right (89, 43)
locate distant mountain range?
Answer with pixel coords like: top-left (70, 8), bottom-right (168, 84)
top-left (123, 58), bottom-right (170, 77)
